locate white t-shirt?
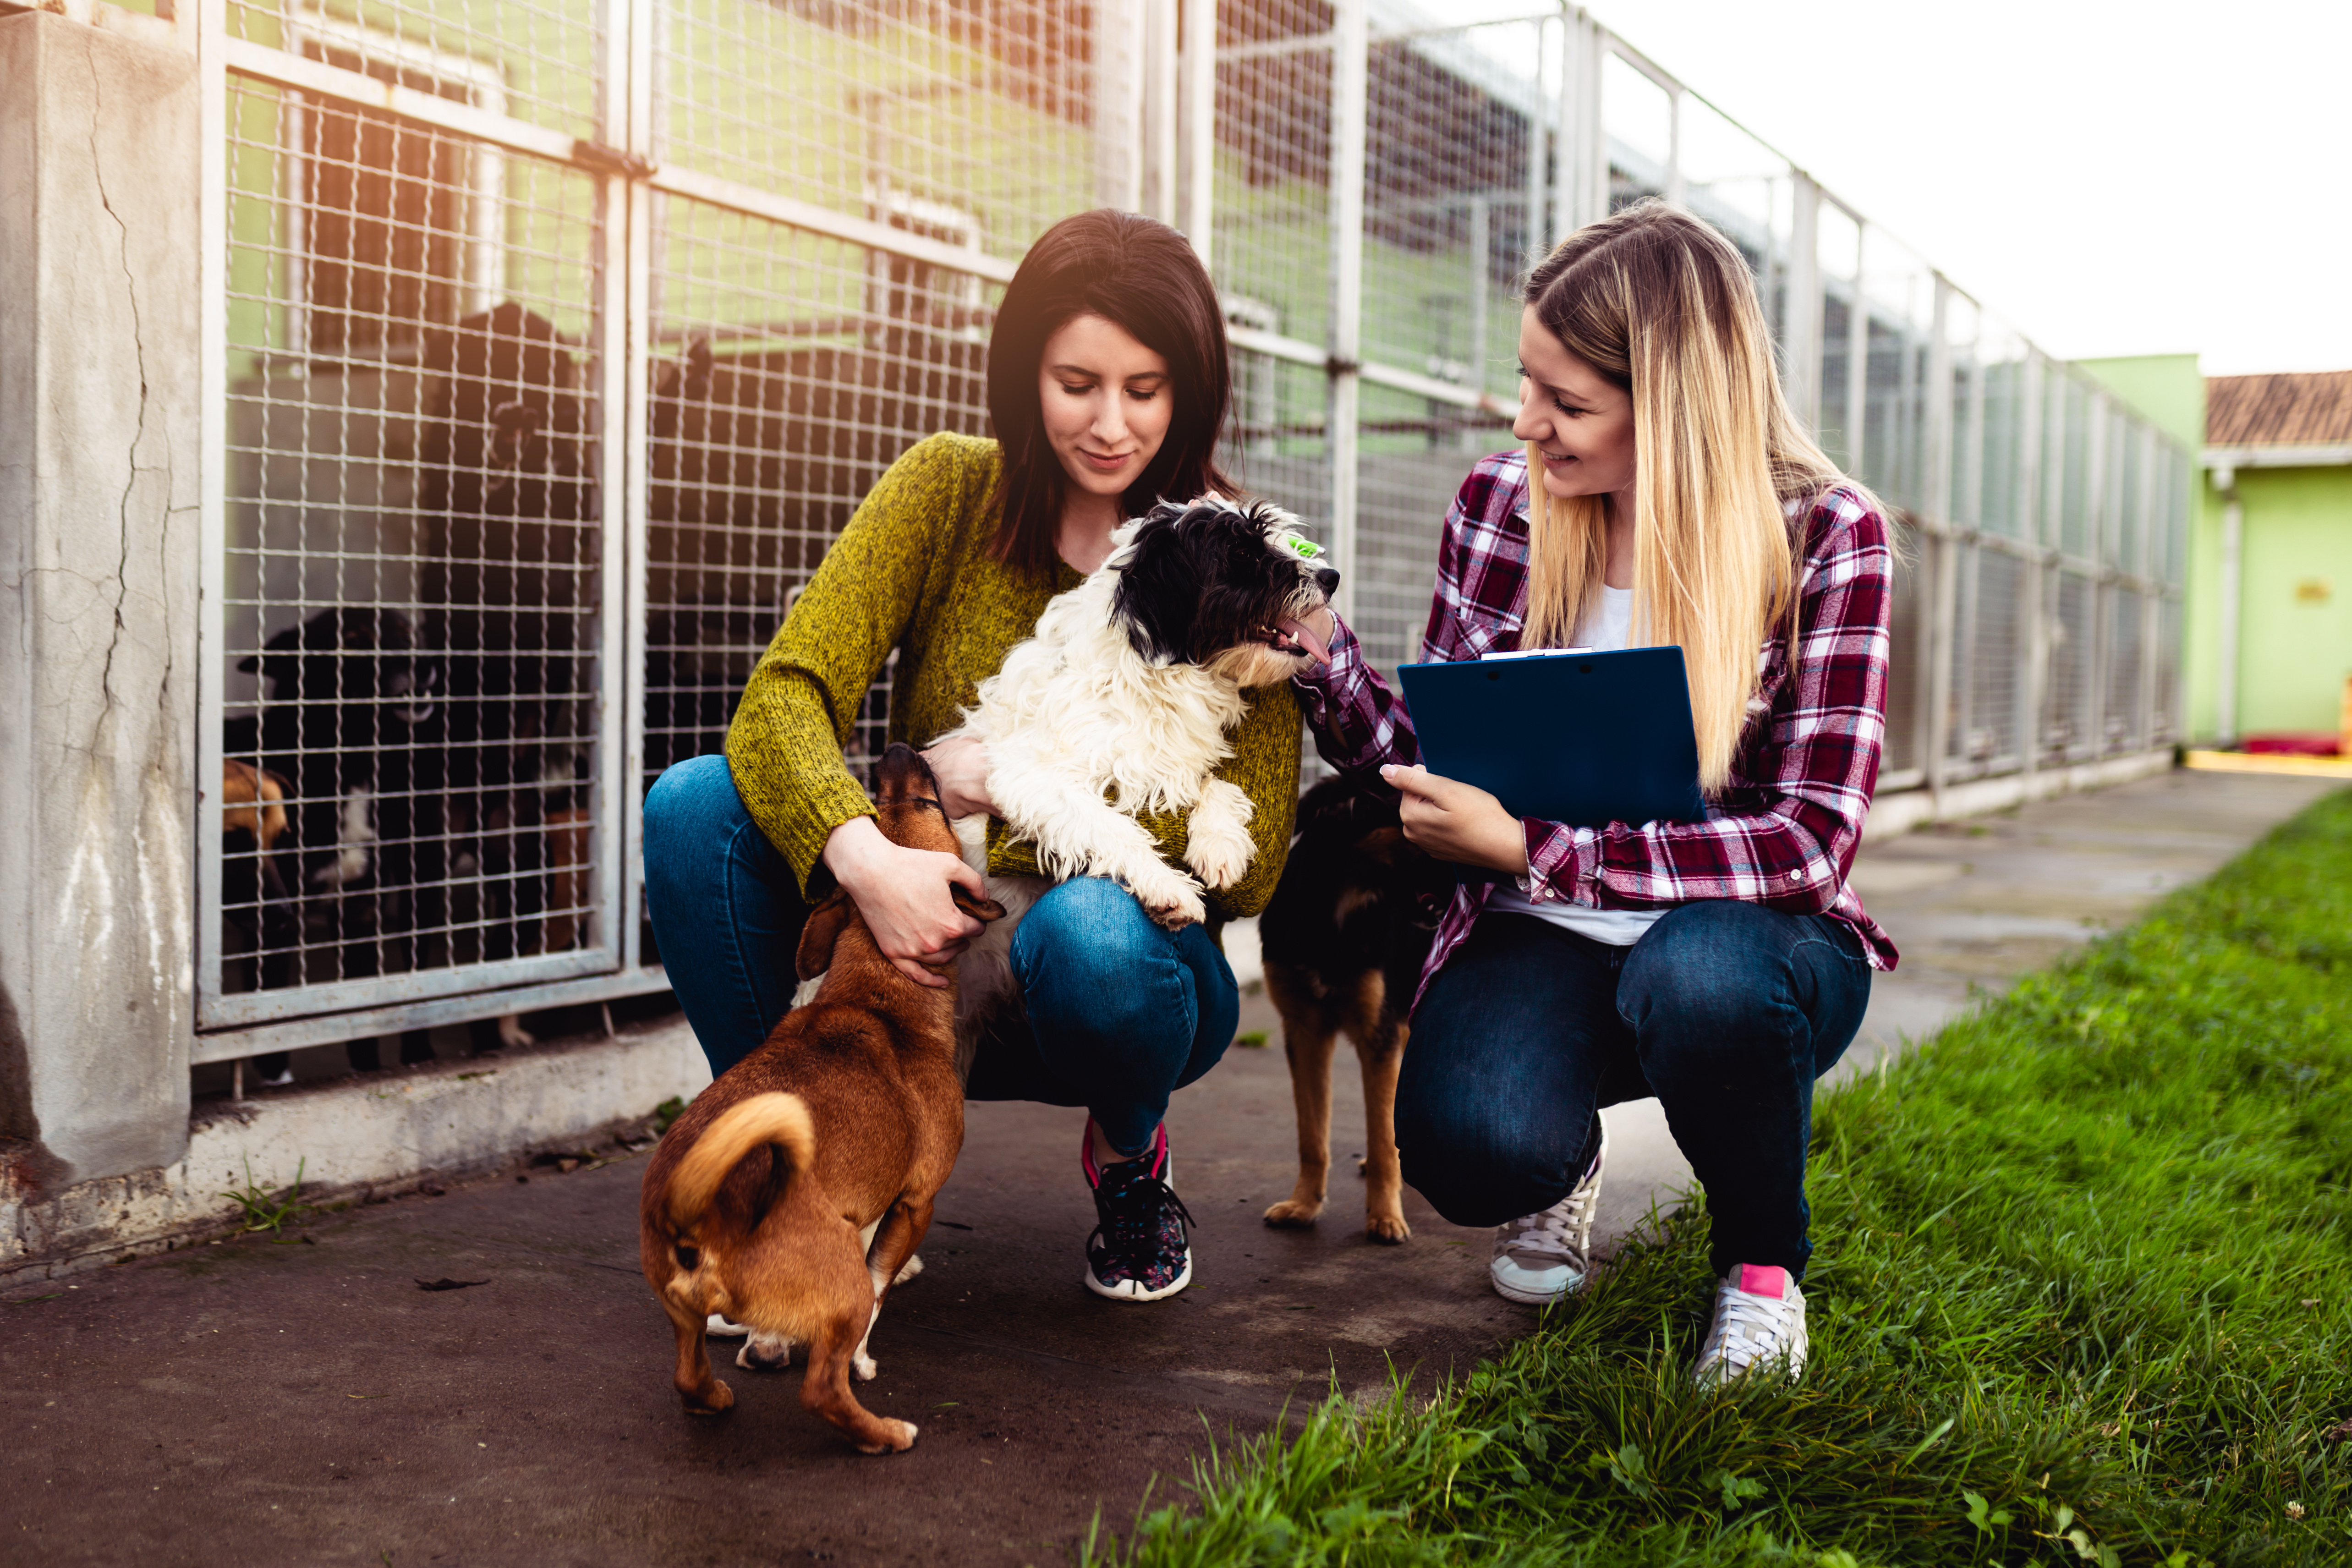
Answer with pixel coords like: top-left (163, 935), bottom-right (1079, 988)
top-left (1479, 585), bottom-right (1667, 946)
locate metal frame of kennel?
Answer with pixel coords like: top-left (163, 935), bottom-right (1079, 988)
top-left (191, 0), bottom-right (2191, 1066)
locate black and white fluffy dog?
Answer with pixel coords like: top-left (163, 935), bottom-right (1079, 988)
top-left (937, 497), bottom-right (1338, 1068)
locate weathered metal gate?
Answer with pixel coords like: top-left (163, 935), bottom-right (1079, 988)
top-left (195, 0), bottom-right (1092, 1063)
top-left (193, 0), bottom-right (2190, 1068)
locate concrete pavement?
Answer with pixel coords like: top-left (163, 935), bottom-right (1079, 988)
top-left (3, 769), bottom-right (2337, 1567)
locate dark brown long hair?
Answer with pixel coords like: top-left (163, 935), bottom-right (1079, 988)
top-left (986, 209), bottom-right (1235, 575)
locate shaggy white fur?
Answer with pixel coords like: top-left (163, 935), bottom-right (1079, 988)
top-left (940, 503), bottom-right (1332, 1071)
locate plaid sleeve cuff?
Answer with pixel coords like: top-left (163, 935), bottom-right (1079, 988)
top-left (1519, 819), bottom-right (1601, 905)
top-left (1291, 613), bottom-right (1364, 698)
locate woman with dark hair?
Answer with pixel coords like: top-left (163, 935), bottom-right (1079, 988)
top-left (643, 209), bottom-right (1297, 1304)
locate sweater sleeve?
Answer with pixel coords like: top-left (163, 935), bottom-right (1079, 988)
top-left (724, 434), bottom-right (979, 898)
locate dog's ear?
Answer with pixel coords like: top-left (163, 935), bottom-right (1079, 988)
top-left (795, 891), bottom-right (854, 981)
top-left (1110, 504), bottom-right (1200, 664)
top-left (951, 882), bottom-right (1009, 924)
top-left (1354, 825), bottom-right (1406, 866)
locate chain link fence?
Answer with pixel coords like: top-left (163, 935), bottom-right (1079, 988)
top-left (196, 0), bottom-right (2189, 1069)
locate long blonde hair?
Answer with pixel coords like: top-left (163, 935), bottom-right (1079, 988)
top-left (1520, 200), bottom-right (1865, 793)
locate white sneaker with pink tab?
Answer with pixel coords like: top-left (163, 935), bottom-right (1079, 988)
top-left (1694, 1263), bottom-right (1808, 1386)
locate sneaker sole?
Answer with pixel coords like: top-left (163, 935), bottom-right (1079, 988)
top-left (1488, 1268), bottom-right (1589, 1306)
top-left (1083, 1254), bottom-right (1193, 1302)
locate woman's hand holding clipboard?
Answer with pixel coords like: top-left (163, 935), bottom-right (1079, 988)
top-left (1378, 764), bottom-right (1530, 875)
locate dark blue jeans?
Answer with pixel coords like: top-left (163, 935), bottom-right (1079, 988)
top-left (1398, 903), bottom-right (1872, 1280)
top-left (641, 756), bottom-right (1238, 1156)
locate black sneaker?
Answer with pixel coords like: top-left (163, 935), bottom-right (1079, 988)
top-left (1081, 1119), bottom-right (1195, 1301)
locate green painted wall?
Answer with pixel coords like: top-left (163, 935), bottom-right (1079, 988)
top-left (2226, 465), bottom-right (2352, 736)
top-left (2074, 354), bottom-right (2214, 735)
top-left (2076, 354), bottom-right (2205, 455)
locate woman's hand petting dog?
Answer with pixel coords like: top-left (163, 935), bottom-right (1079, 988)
top-left (821, 816), bottom-right (988, 989)
top-left (1380, 764), bottom-right (1531, 877)
top-left (920, 735), bottom-right (998, 820)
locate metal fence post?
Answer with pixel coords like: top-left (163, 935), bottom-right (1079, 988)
top-left (1094, 0), bottom-right (1143, 210)
top-left (1843, 218), bottom-right (1866, 476)
top-left (1144, 0), bottom-right (1179, 225)
top-left (617, 0), bottom-right (655, 971)
top-left (2098, 395), bottom-right (2116, 757)
top-left (1923, 277), bottom-right (1956, 803)
top-left (1782, 175), bottom-right (1821, 434)
top-left (2015, 349), bottom-right (2044, 789)
top-left (1326, 0), bottom-right (1367, 624)
top-left (1178, 0), bottom-right (1215, 262)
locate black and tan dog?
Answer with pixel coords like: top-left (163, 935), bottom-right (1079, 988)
top-left (638, 744), bottom-right (1005, 1455)
top-left (1259, 776), bottom-right (1453, 1243)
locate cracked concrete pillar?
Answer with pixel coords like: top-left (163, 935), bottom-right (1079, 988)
top-left (0, 13), bottom-right (202, 1195)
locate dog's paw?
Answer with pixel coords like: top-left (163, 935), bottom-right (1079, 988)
top-left (1183, 826), bottom-right (1253, 891)
top-left (852, 1352), bottom-right (879, 1382)
top-left (1262, 1196), bottom-right (1323, 1228)
top-left (738, 1332), bottom-right (795, 1372)
top-left (855, 1418), bottom-right (919, 1455)
top-left (495, 1014), bottom-right (535, 1049)
top-left (1130, 867), bottom-right (1207, 928)
top-left (892, 1254), bottom-right (924, 1286)
top-left (1366, 1210), bottom-right (1411, 1245)
top-left (681, 1379), bottom-right (735, 1416)
top-left (704, 1312), bottom-right (749, 1338)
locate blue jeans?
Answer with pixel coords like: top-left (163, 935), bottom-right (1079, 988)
top-left (641, 756), bottom-right (1238, 1157)
top-left (1398, 903), bottom-right (1872, 1280)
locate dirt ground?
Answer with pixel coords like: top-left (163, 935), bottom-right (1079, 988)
top-left (4, 768), bottom-right (2334, 1568)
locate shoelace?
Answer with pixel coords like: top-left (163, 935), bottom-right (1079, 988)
top-left (1501, 1178), bottom-right (1595, 1264)
top-left (1095, 1167), bottom-right (1195, 1261)
top-left (1705, 1288), bottom-right (1797, 1370)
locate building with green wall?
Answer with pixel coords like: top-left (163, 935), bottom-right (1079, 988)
top-left (2079, 358), bottom-right (2352, 746)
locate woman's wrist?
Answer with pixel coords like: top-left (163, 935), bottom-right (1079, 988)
top-left (819, 812), bottom-right (888, 893)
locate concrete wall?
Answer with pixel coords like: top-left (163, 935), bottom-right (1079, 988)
top-left (0, 14), bottom-right (202, 1198)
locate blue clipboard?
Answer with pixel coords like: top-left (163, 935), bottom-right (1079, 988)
top-left (1395, 647), bottom-right (1707, 828)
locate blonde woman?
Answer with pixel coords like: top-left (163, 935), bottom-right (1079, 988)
top-left (1292, 202), bottom-right (1897, 1383)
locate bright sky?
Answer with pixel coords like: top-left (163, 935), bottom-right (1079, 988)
top-left (1450, 0), bottom-right (2352, 376)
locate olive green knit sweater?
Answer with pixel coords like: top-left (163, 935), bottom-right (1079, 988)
top-left (724, 432), bottom-right (1302, 921)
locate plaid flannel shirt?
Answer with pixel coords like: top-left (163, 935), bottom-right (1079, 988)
top-left (1293, 450), bottom-right (1900, 1010)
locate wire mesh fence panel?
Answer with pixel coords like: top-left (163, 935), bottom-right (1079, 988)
top-left (1680, 96), bottom-right (1790, 351)
top-left (1974, 322), bottom-right (2032, 539)
top-left (215, 72), bottom-right (610, 1027)
top-left (1360, 22), bottom-right (1541, 401)
top-left (2045, 570), bottom-right (2096, 762)
top-left (2103, 586), bottom-right (2146, 754)
top-left (2053, 372), bottom-right (2093, 562)
top-left (1857, 232), bottom-right (1933, 517)
top-left (1814, 204), bottom-right (1860, 471)
top-left (228, 0), bottom-right (603, 143)
top-left (2153, 597), bottom-right (2182, 745)
top-left (1965, 548), bottom-right (2025, 768)
top-left (640, 194), bottom-right (992, 949)
top-left (1212, 6), bottom-right (1335, 356)
top-left (653, 0), bottom-right (1093, 266)
top-left (1221, 351), bottom-right (1332, 533)
top-left (1601, 51), bottom-right (1668, 211)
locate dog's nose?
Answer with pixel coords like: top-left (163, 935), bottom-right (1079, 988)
top-left (1314, 567), bottom-right (1341, 597)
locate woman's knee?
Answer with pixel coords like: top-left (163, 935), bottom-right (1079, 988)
top-left (1619, 901), bottom-right (1797, 1043)
top-left (643, 754), bottom-right (740, 859)
top-left (1394, 1084), bottom-right (1584, 1228)
top-left (1014, 878), bottom-right (1189, 1038)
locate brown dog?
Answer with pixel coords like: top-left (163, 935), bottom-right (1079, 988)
top-left (1257, 777), bottom-right (1451, 1243)
top-left (637, 744), bottom-right (1005, 1454)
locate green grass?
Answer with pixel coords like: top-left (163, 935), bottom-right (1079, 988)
top-left (1085, 789), bottom-right (2352, 1568)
